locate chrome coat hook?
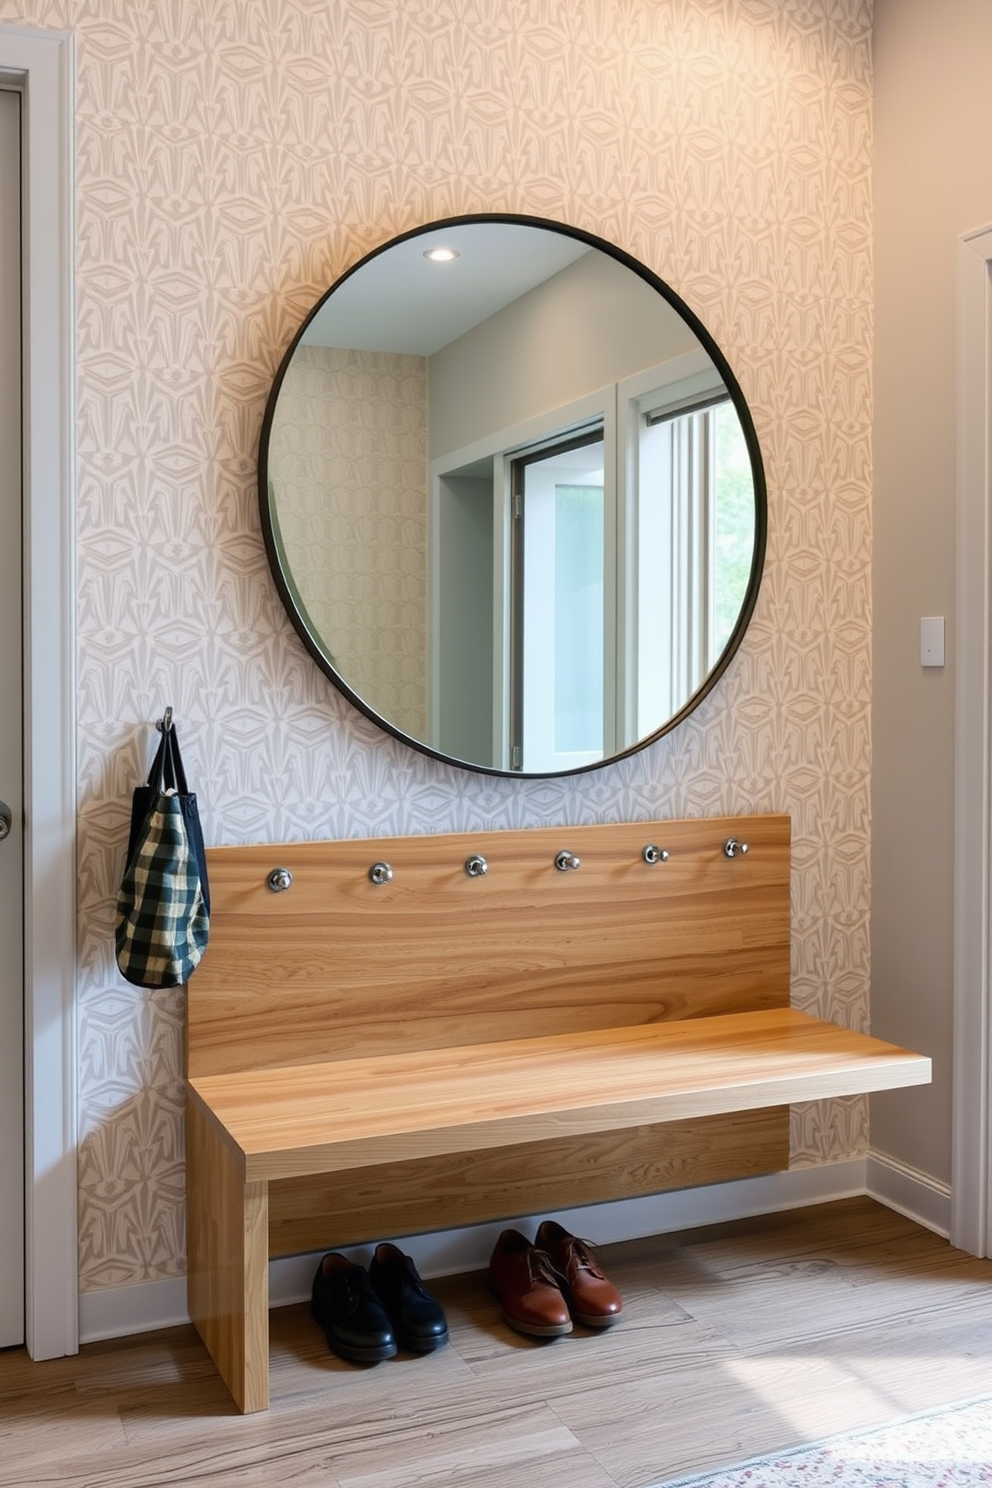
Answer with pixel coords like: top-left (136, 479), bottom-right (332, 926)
top-left (267, 867), bottom-right (293, 893)
top-left (155, 705), bottom-right (174, 734)
top-left (724, 837), bottom-right (749, 859)
top-left (465, 854), bottom-right (489, 878)
top-left (369, 861), bottom-right (394, 885)
top-left (555, 850), bottom-right (581, 872)
top-left (642, 844), bottom-right (670, 865)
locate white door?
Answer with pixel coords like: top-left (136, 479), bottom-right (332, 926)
top-left (0, 84), bottom-right (25, 1348)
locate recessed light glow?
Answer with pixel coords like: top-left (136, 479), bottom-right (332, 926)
top-left (423, 246), bottom-right (459, 263)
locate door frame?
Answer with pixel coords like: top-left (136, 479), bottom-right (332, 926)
top-left (953, 223), bottom-right (992, 1257)
top-left (0, 23), bottom-right (77, 1358)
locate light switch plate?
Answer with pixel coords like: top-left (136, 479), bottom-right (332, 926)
top-left (921, 616), bottom-right (945, 667)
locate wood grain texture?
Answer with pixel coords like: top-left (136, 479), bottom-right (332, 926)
top-left (267, 1108), bottom-right (788, 1254)
top-left (186, 1095), bottom-right (270, 1413)
top-left (188, 1009), bottom-right (929, 1184)
top-left (182, 815), bottom-right (931, 1413)
top-left (183, 814), bottom-right (798, 1411)
top-left (186, 815), bottom-right (792, 1077)
top-left (7, 1201), bottom-right (992, 1487)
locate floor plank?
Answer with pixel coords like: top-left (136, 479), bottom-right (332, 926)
top-left (4, 1199), bottom-right (992, 1488)
top-left (327, 1403), bottom-right (598, 1488)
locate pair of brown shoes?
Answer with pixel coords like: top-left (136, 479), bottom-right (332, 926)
top-left (488, 1220), bottom-right (623, 1338)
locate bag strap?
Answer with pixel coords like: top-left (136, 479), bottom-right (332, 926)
top-left (164, 725), bottom-right (190, 794)
top-left (147, 721), bottom-right (190, 795)
top-left (145, 730), bottom-right (168, 792)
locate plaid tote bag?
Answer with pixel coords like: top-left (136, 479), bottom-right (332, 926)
top-left (126, 720), bottom-right (210, 916)
top-left (115, 730), bottom-right (209, 988)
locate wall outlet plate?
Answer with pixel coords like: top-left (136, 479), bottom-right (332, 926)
top-left (921, 616), bottom-right (945, 667)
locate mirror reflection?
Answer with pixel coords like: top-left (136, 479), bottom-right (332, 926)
top-left (260, 217), bottom-right (765, 776)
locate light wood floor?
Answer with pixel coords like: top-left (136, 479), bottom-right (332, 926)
top-left (4, 1197), bottom-right (992, 1488)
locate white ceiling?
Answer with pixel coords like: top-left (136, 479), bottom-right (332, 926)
top-left (301, 222), bottom-right (591, 357)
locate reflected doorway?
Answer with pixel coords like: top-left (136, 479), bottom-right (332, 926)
top-left (510, 429), bottom-right (605, 773)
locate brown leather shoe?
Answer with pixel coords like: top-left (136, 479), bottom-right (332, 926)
top-left (535, 1219), bottom-right (623, 1327)
top-left (488, 1228), bottom-right (572, 1338)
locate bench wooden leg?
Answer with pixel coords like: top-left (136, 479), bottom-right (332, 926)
top-left (186, 1096), bottom-right (270, 1413)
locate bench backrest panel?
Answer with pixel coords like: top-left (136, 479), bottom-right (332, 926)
top-left (186, 813), bottom-right (791, 1077)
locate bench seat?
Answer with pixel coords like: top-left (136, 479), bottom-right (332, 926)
top-left (184, 817), bottom-right (931, 1414)
top-left (186, 1005), bottom-right (928, 1413)
top-left (188, 1008), bottom-right (930, 1185)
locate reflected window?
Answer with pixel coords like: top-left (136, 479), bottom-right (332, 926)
top-left (430, 365), bottom-right (754, 775)
top-left (635, 393), bottom-right (750, 732)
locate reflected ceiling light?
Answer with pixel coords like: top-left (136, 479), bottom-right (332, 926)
top-left (423, 246), bottom-right (459, 263)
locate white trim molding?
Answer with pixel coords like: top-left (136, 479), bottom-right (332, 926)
top-left (953, 223), bottom-right (992, 1258)
top-left (0, 22), bottom-right (78, 1359)
top-left (867, 1150), bottom-right (951, 1240)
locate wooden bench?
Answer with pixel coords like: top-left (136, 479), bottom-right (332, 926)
top-left (185, 814), bottom-right (929, 1412)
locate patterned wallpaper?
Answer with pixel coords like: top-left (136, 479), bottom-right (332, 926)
top-left (268, 345), bottom-right (429, 740)
top-left (0, 0), bottom-right (873, 1292)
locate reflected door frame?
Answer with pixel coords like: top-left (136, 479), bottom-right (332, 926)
top-left (0, 23), bottom-right (77, 1359)
top-left (953, 221), bottom-right (992, 1257)
top-left (0, 80), bottom-right (23, 1350)
top-left (428, 387), bottom-right (611, 770)
top-left (510, 426), bottom-right (608, 774)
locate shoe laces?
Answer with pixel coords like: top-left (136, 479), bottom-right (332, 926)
top-left (562, 1236), bottom-right (607, 1279)
top-left (400, 1257), bottom-right (431, 1298)
top-left (332, 1270), bottom-right (362, 1305)
top-left (529, 1245), bottom-right (567, 1291)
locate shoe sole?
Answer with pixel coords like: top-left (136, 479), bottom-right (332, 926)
top-left (499, 1306), bottom-right (573, 1338)
top-left (489, 1282), bottom-right (572, 1337)
top-left (397, 1329), bottom-right (450, 1352)
top-left (310, 1301), bottom-right (398, 1364)
top-left (570, 1309), bottom-right (623, 1328)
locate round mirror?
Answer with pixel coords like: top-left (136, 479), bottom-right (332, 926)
top-left (259, 214), bottom-right (766, 777)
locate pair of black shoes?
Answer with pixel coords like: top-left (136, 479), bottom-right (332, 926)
top-left (310, 1243), bottom-right (449, 1364)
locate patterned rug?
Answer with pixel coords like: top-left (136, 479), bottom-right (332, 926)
top-left (655, 1396), bottom-right (992, 1488)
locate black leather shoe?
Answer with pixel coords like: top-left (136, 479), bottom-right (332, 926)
top-left (368, 1242), bottom-right (449, 1352)
top-left (310, 1252), bottom-right (397, 1364)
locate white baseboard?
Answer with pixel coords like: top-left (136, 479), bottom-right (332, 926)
top-left (79, 1274), bottom-right (190, 1347)
top-left (866, 1148), bottom-right (952, 1238)
top-left (78, 1160), bottom-right (869, 1345)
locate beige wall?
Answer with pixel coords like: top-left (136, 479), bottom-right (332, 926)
top-left (269, 345), bottom-right (429, 739)
top-left (871, 0), bottom-right (992, 1184)
top-left (429, 248), bottom-right (700, 459)
top-left (0, 0), bottom-right (874, 1297)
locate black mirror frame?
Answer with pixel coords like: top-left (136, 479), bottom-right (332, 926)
top-left (258, 212), bottom-right (767, 779)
